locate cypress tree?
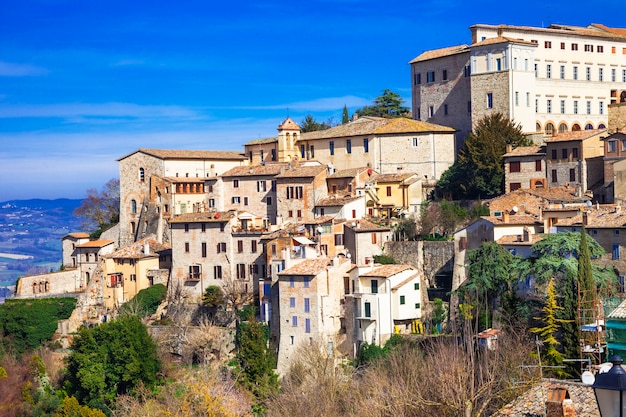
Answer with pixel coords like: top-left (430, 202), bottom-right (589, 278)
top-left (342, 104), bottom-right (349, 124)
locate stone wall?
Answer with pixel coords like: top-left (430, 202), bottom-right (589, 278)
top-left (16, 269), bottom-right (82, 297)
top-left (609, 102), bottom-right (626, 133)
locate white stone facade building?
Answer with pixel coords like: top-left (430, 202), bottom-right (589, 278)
top-left (411, 23), bottom-right (626, 143)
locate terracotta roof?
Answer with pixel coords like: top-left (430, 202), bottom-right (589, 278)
top-left (601, 131), bottom-right (626, 141)
top-left (278, 117), bottom-right (301, 131)
top-left (369, 173), bottom-right (417, 183)
top-left (472, 36), bottom-right (536, 47)
top-left (162, 176), bottom-right (212, 183)
top-left (483, 214), bottom-right (541, 226)
top-left (302, 215), bottom-right (335, 225)
top-left (503, 145), bottom-right (545, 157)
top-left (107, 237), bottom-right (170, 259)
top-left (555, 206), bottom-right (626, 228)
top-left (77, 239), bottom-right (114, 248)
top-left (544, 129), bottom-right (607, 143)
top-left (523, 187), bottom-right (585, 202)
top-left (360, 264), bottom-right (414, 278)
top-left (316, 195), bottom-right (363, 207)
top-left (118, 148), bottom-right (246, 161)
top-left (63, 232), bottom-right (90, 239)
top-left (299, 117), bottom-right (455, 141)
top-left (169, 211), bottom-right (236, 223)
top-left (590, 23), bottom-right (626, 37)
top-left (409, 44), bottom-right (470, 63)
top-left (244, 136), bottom-right (277, 146)
top-left (221, 164), bottom-right (285, 177)
top-left (471, 22), bottom-right (626, 41)
top-left (345, 219), bottom-right (391, 232)
top-left (493, 378), bottom-right (599, 417)
top-left (497, 234), bottom-right (543, 245)
top-left (328, 167), bottom-right (371, 179)
top-left (275, 164), bottom-right (327, 179)
top-left (278, 257), bottom-right (332, 276)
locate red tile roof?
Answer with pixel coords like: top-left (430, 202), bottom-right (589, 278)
top-left (77, 239), bottom-right (114, 248)
top-left (360, 264), bottom-right (414, 278)
top-left (118, 148), bottom-right (247, 161)
top-left (544, 129), bottom-right (607, 143)
top-left (278, 258), bottom-right (332, 276)
top-left (222, 164), bottom-right (286, 177)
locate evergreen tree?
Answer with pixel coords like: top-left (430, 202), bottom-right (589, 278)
top-left (234, 315), bottom-right (278, 400)
top-left (531, 278), bottom-right (570, 377)
top-left (520, 231), bottom-right (617, 374)
top-left (578, 224), bottom-right (597, 322)
top-left (64, 315), bottom-right (161, 411)
top-left (342, 104), bottom-right (349, 124)
top-left (354, 89), bottom-right (409, 118)
top-left (437, 113), bottom-right (531, 199)
top-left (459, 241), bottom-right (518, 330)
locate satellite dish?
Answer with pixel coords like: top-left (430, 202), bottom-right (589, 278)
top-left (599, 363), bottom-right (613, 374)
top-left (586, 200), bottom-right (593, 207)
top-left (512, 206), bottom-right (518, 213)
top-left (317, 226), bottom-right (324, 234)
top-left (581, 370), bottom-right (595, 385)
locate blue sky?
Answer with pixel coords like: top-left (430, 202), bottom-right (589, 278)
top-left (1, 0), bottom-right (625, 201)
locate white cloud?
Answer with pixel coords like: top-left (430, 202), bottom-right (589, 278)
top-left (0, 102), bottom-right (202, 120)
top-left (0, 61), bottom-right (48, 77)
top-left (222, 96), bottom-right (371, 112)
top-left (110, 59), bottom-right (145, 67)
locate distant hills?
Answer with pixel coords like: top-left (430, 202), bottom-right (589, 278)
top-left (0, 198), bottom-right (84, 288)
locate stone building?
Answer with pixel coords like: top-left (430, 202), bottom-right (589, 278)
top-left (346, 264), bottom-right (422, 347)
top-left (601, 131), bottom-right (626, 203)
top-left (102, 236), bottom-right (171, 310)
top-left (274, 163), bottom-right (328, 224)
top-left (544, 129), bottom-right (606, 196)
top-left (169, 210), bottom-right (266, 302)
top-left (244, 116), bottom-right (457, 181)
top-left (74, 239), bottom-right (115, 289)
top-left (342, 219), bottom-right (391, 266)
top-left (502, 145), bottom-right (547, 192)
top-left (220, 164), bottom-right (285, 225)
top-left (61, 232), bottom-right (90, 269)
top-left (275, 257), bottom-right (352, 374)
top-left (555, 205), bottom-right (626, 276)
top-left (365, 172), bottom-right (423, 218)
top-left (411, 23), bottom-right (626, 142)
top-left (117, 148), bottom-right (247, 247)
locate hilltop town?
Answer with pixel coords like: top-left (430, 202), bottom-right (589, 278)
top-left (7, 21), bottom-right (626, 416)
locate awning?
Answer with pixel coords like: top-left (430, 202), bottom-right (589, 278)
top-left (293, 236), bottom-right (315, 245)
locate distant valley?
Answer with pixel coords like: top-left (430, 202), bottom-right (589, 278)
top-left (0, 199), bottom-right (83, 288)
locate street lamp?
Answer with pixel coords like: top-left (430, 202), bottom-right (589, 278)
top-left (593, 355), bottom-right (626, 417)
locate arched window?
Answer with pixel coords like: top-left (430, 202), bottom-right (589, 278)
top-left (558, 123), bottom-right (568, 133)
top-left (131, 199), bottom-right (137, 214)
top-left (572, 124), bottom-right (581, 131)
top-left (585, 123), bottom-right (594, 130)
top-left (139, 168), bottom-right (145, 182)
top-left (599, 123), bottom-right (606, 129)
top-left (536, 122), bottom-right (542, 132)
top-left (131, 222), bottom-right (136, 234)
top-left (545, 123), bottom-right (555, 136)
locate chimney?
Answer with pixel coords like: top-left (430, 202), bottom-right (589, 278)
top-left (503, 211), bottom-right (510, 223)
top-left (506, 144), bottom-right (513, 153)
top-left (144, 242), bottom-right (150, 255)
top-left (545, 385), bottom-right (576, 417)
top-left (582, 211), bottom-right (588, 226)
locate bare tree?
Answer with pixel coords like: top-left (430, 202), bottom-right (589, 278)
top-left (74, 178), bottom-right (120, 232)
